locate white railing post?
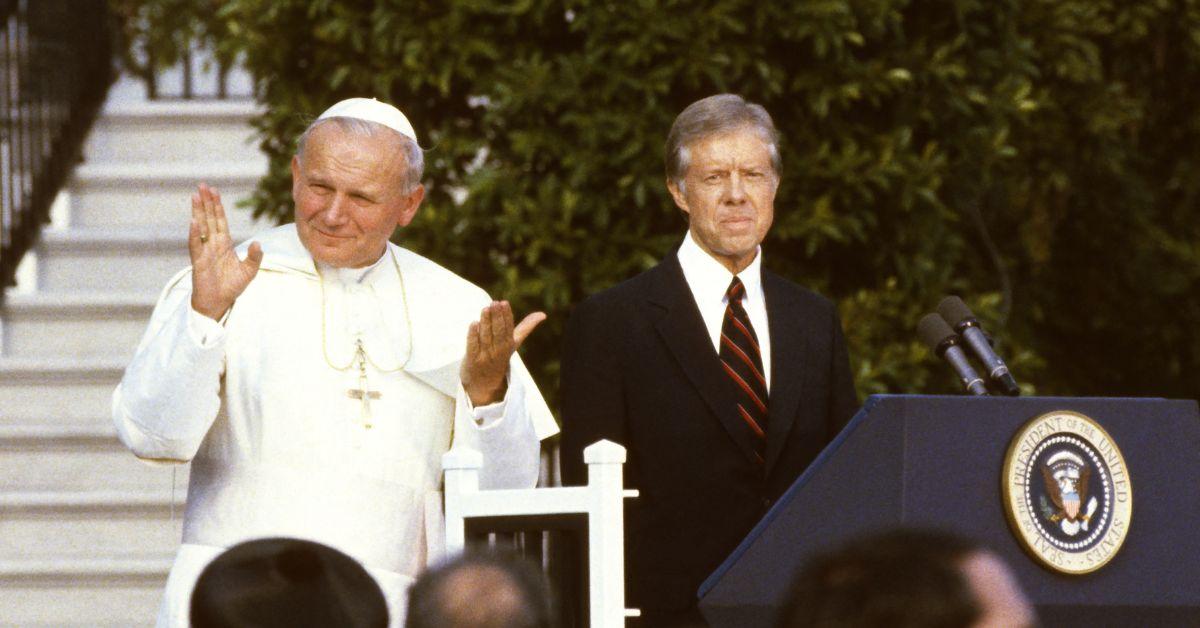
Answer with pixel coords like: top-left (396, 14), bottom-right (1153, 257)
top-left (441, 447), bottom-right (482, 554)
top-left (584, 440), bottom-right (630, 628)
top-left (441, 439), bottom-right (638, 627)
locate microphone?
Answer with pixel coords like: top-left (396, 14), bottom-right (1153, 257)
top-left (918, 313), bottom-right (989, 396)
top-left (937, 296), bottom-right (1020, 396)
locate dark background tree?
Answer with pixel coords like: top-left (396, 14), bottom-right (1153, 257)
top-left (116, 0), bottom-right (1200, 409)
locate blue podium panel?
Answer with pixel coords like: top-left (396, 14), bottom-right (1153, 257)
top-left (698, 395), bottom-right (1200, 628)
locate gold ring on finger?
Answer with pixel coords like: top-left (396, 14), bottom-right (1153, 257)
top-left (200, 234), bottom-right (209, 243)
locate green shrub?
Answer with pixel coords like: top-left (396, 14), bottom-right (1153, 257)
top-left (116, 0), bottom-right (1200, 407)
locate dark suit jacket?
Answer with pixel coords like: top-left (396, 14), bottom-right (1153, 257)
top-left (560, 251), bottom-right (858, 619)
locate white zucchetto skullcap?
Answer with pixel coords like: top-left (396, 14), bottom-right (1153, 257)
top-left (316, 97), bottom-right (418, 143)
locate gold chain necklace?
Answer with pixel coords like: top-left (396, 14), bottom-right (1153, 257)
top-left (315, 247), bottom-right (414, 429)
top-left (316, 246), bottom-right (414, 372)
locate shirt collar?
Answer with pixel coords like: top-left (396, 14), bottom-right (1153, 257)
top-left (677, 230), bottom-right (764, 305)
top-left (316, 247), bottom-right (391, 286)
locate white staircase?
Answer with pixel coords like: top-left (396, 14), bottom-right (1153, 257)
top-left (0, 75), bottom-right (268, 626)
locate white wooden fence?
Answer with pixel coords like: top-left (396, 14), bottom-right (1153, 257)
top-left (443, 439), bottom-right (640, 627)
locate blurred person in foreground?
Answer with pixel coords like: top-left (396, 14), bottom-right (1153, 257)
top-left (190, 537), bottom-right (387, 628)
top-left (778, 528), bottom-right (1036, 628)
top-left (560, 93), bottom-right (858, 625)
top-left (406, 550), bottom-right (554, 628)
top-left (113, 97), bottom-right (559, 626)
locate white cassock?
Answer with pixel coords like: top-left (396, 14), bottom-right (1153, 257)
top-left (112, 224), bottom-right (559, 627)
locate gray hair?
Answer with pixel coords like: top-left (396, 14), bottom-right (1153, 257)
top-left (665, 94), bottom-right (781, 192)
top-left (295, 116), bottom-right (425, 194)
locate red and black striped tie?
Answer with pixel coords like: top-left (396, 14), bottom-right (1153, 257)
top-left (720, 277), bottom-right (769, 463)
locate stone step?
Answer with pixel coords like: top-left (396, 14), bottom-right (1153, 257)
top-left (0, 556), bottom-right (168, 626)
top-left (0, 425), bottom-right (188, 492)
top-left (34, 227), bottom-right (189, 293)
top-left (0, 490), bottom-right (184, 561)
top-left (33, 227), bottom-right (261, 293)
top-left (67, 161), bottom-right (267, 231)
top-left (1, 292), bottom-right (154, 359)
top-left (0, 68), bottom-right (268, 628)
top-left (0, 357), bottom-right (124, 423)
top-left (84, 100), bottom-right (265, 165)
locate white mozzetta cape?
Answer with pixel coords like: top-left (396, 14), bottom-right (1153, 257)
top-left (112, 224), bottom-right (558, 626)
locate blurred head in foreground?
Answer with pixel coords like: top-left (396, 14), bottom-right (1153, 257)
top-left (190, 537), bottom-right (387, 628)
top-left (406, 550), bottom-right (554, 628)
top-left (778, 528), bottom-right (1035, 628)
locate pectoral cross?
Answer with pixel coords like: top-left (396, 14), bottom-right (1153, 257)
top-left (346, 339), bottom-right (380, 429)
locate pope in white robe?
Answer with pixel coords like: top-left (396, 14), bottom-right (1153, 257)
top-left (111, 98), bottom-right (558, 626)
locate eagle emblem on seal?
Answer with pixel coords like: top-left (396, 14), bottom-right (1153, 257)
top-left (1039, 450), bottom-right (1099, 536)
top-left (1004, 410), bottom-right (1132, 574)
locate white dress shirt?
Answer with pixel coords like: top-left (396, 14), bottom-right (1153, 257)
top-left (676, 230), bottom-right (772, 390)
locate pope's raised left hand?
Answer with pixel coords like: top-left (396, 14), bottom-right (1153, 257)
top-left (461, 301), bottom-right (546, 406)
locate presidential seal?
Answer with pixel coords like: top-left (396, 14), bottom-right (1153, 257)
top-left (1002, 410), bottom-right (1132, 574)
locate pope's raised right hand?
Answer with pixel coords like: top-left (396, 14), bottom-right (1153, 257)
top-left (189, 183), bottom-right (262, 321)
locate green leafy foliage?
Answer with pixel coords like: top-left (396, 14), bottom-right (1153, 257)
top-left (116, 0), bottom-right (1200, 407)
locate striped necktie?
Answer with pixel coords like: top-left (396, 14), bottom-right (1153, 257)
top-left (720, 276), bottom-right (769, 463)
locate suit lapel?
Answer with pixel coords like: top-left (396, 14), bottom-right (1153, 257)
top-left (648, 255), bottom-right (763, 465)
top-left (762, 270), bottom-right (808, 473)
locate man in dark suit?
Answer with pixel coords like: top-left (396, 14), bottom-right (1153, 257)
top-left (560, 94), bottom-right (858, 626)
